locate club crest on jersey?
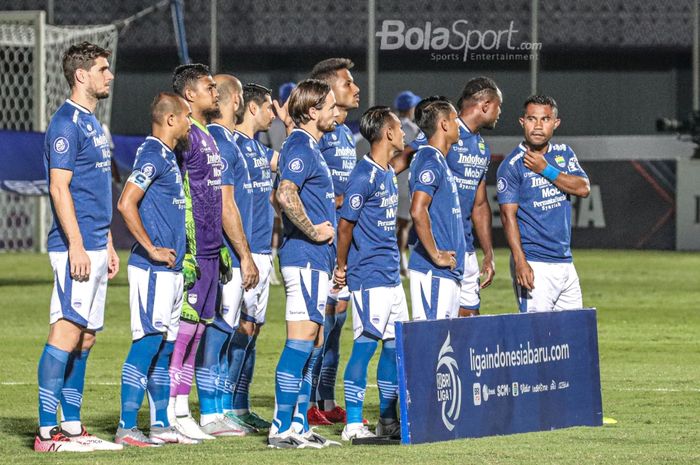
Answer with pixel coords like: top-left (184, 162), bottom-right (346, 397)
top-left (331, 133), bottom-right (338, 141)
top-left (478, 140), bottom-right (486, 155)
top-left (349, 194), bottom-right (363, 210)
top-left (419, 169), bottom-right (435, 185)
top-left (86, 123), bottom-right (93, 132)
top-left (141, 163), bottom-right (156, 178)
top-left (555, 155), bottom-right (566, 167)
top-left (246, 145), bottom-right (253, 152)
top-left (289, 158), bottom-right (304, 173)
top-left (497, 177), bottom-right (508, 193)
top-left (53, 137), bottom-right (69, 154)
top-left (457, 139), bottom-right (464, 147)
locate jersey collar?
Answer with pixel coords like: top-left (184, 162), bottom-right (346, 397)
top-left (233, 129), bottom-right (253, 140)
top-left (292, 128), bottom-right (320, 146)
top-left (66, 99), bottom-right (91, 114)
top-left (190, 117), bottom-right (210, 135)
top-left (208, 122), bottom-right (233, 138)
top-left (518, 141), bottom-right (552, 153)
top-left (364, 153), bottom-right (387, 171)
top-left (146, 135), bottom-right (172, 152)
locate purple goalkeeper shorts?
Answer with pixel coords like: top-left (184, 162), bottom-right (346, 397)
top-left (182, 256), bottom-right (219, 323)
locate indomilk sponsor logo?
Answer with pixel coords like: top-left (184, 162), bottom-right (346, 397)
top-left (436, 332), bottom-right (462, 431)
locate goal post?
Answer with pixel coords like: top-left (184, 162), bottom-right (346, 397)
top-left (0, 10), bottom-right (118, 252)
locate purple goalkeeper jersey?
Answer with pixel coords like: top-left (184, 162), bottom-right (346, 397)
top-left (178, 118), bottom-right (223, 258)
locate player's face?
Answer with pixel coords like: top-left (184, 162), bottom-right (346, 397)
top-left (445, 108), bottom-right (460, 145)
top-left (316, 91), bottom-right (340, 133)
top-left (193, 75), bottom-right (219, 118)
top-left (85, 56), bottom-right (113, 100)
top-left (331, 68), bottom-right (360, 111)
top-left (255, 95), bottom-right (276, 131)
top-left (482, 90), bottom-right (503, 130)
top-left (173, 99), bottom-right (192, 151)
top-left (386, 113), bottom-right (405, 152)
top-left (520, 103), bottom-right (560, 148)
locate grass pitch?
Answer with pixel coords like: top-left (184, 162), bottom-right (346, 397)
top-left (0, 249), bottom-right (698, 464)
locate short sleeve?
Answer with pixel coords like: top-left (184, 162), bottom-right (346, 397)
top-left (219, 143), bottom-right (238, 187)
top-left (409, 131), bottom-right (427, 152)
top-left (279, 146), bottom-right (315, 189)
top-left (565, 146), bottom-right (588, 179)
top-left (412, 155), bottom-right (442, 198)
top-left (47, 119), bottom-right (80, 172)
top-left (496, 157), bottom-right (521, 205)
top-left (128, 148), bottom-right (166, 192)
top-left (265, 146), bottom-right (275, 163)
top-left (339, 169), bottom-right (372, 222)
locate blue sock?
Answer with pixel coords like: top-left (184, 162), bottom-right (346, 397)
top-left (38, 344), bottom-right (70, 428)
top-left (147, 340), bottom-right (172, 427)
top-left (292, 346), bottom-right (322, 432)
top-left (377, 340), bottom-right (399, 420)
top-left (228, 330), bottom-right (250, 412)
top-left (195, 325), bottom-right (229, 416)
top-left (234, 334), bottom-right (257, 413)
top-left (272, 339), bottom-right (313, 434)
top-left (216, 335), bottom-right (231, 413)
top-left (120, 334), bottom-right (162, 429)
top-left (60, 349), bottom-right (89, 423)
top-left (318, 310), bottom-right (346, 408)
top-left (343, 335), bottom-right (378, 424)
top-left (312, 312), bottom-right (335, 403)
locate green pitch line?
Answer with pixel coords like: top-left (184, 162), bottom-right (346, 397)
top-left (0, 249), bottom-right (698, 464)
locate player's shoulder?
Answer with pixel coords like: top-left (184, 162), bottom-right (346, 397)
top-left (413, 146), bottom-right (443, 169)
top-left (501, 143), bottom-right (527, 167)
top-left (207, 123), bottom-right (231, 142)
top-left (47, 101), bottom-right (85, 132)
top-left (282, 129), bottom-right (317, 156)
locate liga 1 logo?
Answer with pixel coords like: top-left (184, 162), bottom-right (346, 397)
top-left (436, 332), bottom-right (462, 431)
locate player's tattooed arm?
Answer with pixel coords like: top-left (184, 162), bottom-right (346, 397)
top-left (500, 203), bottom-right (534, 290)
top-left (410, 190), bottom-right (456, 270)
top-left (276, 180), bottom-right (334, 243)
top-left (471, 179), bottom-right (495, 288)
top-left (389, 145), bottom-right (416, 175)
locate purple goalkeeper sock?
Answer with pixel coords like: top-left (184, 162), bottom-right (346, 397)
top-left (177, 323), bottom-right (205, 396)
top-left (169, 320), bottom-right (197, 397)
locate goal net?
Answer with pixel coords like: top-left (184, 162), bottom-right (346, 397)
top-left (0, 10), bottom-right (118, 252)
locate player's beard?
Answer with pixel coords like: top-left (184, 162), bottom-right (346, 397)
top-left (318, 118), bottom-right (337, 133)
top-left (203, 106), bottom-right (222, 123)
top-left (234, 104), bottom-right (245, 124)
top-left (175, 133), bottom-right (191, 153)
top-left (94, 90), bottom-right (110, 100)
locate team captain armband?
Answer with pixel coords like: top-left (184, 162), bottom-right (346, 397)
top-left (127, 162), bottom-right (158, 191)
top-left (541, 164), bottom-right (560, 183)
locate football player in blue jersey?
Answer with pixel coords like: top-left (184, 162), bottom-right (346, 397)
top-left (115, 92), bottom-right (200, 446)
top-left (225, 83), bottom-right (280, 431)
top-left (307, 58), bottom-right (361, 425)
top-left (406, 77), bottom-right (501, 317)
top-left (36, 42), bottom-right (122, 453)
top-left (268, 79), bottom-right (340, 449)
top-left (408, 97), bottom-right (466, 320)
top-left (497, 95), bottom-right (590, 312)
top-left (334, 106), bottom-right (408, 440)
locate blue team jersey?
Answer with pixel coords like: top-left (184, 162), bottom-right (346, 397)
top-left (278, 129), bottom-right (336, 274)
top-left (233, 130), bottom-right (274, 255)
top-left (209, 124), bottom-right (253, 268)
top-left (127, 137), bottom-right (186, 272)
top-left (319, 123), bottom-right (357, 199)
top-left (340, 155), bottom-right (400, 291)
top-left (410, 119), bottom-right (490, 252)
top-left (44, 100), bottom-right (112, 252)
top-left (407, 145), bottom-right (466, 281)
top-left (496, 142), bottom-right (588, 263)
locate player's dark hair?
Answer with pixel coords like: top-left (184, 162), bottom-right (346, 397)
top-left (151, 92), bottom-right (186, 125)
top-left (172, 63), bottom-right (212, 97)
top-left (523, 94), bottom-right (559, 117)
top-left (288, 79), bottom-right (331, 126)
top-left (62, 41), bottom-right (111, 88)
top-left (243, 83), bottom-right (272, 108)
top-left (415, 96), bottom-right (455, 139)
top-left (310, 58), bottom-right (354, 83)
top-left (360, 106), bottom-right (394, 144)
top-left (457, 76), bottom-right (500, 110)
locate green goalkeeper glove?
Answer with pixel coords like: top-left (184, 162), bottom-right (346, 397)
top-left (183, 253), bottom-right (200, 290)
top-left (219, 246), bottom-right (233, 285)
